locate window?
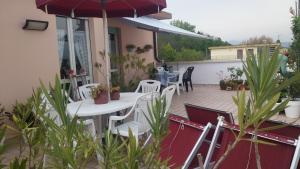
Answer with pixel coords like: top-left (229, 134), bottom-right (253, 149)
top-left (56, 16), bottom-right (92, 84)
top-left (108, 27), bottom-right (120, 72)
top-left (257, 47), bottom-right (263, 56)
top-left (269, 47), bottom-right (276, 56)
top-left (237, 49), bottom-right (243, 59)
top-left (247, 48), bottom-right (254, 56)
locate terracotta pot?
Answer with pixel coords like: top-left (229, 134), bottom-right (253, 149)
top-left (94, 91), bottom-right (109, 104)
top-left (111, 91), bottom-right (120, 100)
top-left (239, 84), bottom-right (245, 90)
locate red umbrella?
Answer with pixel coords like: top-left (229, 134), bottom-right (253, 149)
top-left (36, 0), bottom-right (166, 18)
top-left (36, 0), bottom-right (166, 100)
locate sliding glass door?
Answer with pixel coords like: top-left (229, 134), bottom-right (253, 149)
top-left (56, 16), bottom-right (93, 84)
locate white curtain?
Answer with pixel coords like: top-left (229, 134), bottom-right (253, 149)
top-left (74, 31), bottom-right (88, 74)
top-left (57, 29), bottom-right (66, 67)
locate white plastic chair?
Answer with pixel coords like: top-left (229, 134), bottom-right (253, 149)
top-left (39, 93), bottom-right (101, 165)
top-left (78, 83), bottom-right (99, 100)
top-left (156, 66), bottom-right (164, 72)
top-left (161, 85), bottom-right (176, 115)
top-left (135, 80), bottom-right (161, 93)
top-left (168, 67), bottom-right (186, 95)
top-left (108, 92), bottom-right (159, 143)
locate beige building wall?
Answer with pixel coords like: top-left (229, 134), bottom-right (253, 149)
top-left (0, 1), bottom-right (155, 110)
top-left (0, 0), bottom-right (60, 110)
top-left (210, 44), bottom-right (280, 61)
top-left (0, 0), bottom-right (108, 110)
top-left (88, 18), bottom-right (106, 84)
top-left (211, 47), bottom-right (258, 60)
top-left (108, 18), bottom-right (155, 84)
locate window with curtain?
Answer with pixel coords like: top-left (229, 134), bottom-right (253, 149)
top-left (72, 19), bottom-right (90, 77)
top-left (56, 17), bottom-right (92, 83)
top-left (56, 17), bottom-right (70, 79)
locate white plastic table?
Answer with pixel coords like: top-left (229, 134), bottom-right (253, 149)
top-left (67, 92), bottom-right (145, 138)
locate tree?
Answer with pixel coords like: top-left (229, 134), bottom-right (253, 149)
top-left (160, 19), bottom-right (230, 62)
top-left (170, 20), bottom-right (196, 32)
top-left (290, 14), bottom-right (300, 71)
top-left (158, 33), bottom-right (230, 61)
top-left (160, 43), bottom-right (177, 61)
top-left (243, 35), bottom-right (274, 44)
top-left (241, 35), bottom-right (274, 45)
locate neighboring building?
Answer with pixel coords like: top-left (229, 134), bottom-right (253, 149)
top-left (209, 43), bottom-right (280, 60)
top-left (0, 0), bottom-right (201, 110)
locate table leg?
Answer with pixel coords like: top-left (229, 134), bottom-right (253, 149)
top-left (93, 116), bottom-right (103, 142)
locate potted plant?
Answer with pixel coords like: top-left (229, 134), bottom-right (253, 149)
top-left (219, 80), bottom-right (227, 90)
top-left (91, 84), bottom-right (109, 104)
top-left (285, 81), bottom-right (300, 118)
top-left (217, 71), bottom-right (227, 90)
top-left (111, 86), bottom-right (120, 100)
top-left (227, 67), bottom-right (244, 90)
top-left (126, 44), bottom-right (136, 52)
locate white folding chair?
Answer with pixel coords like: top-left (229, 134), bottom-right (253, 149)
top-left (78, 83), bottom-right (99, 100)
top-left (135, 80), bottom-right (161, 93)
top-left (161, 85), bottom-right (176, 115)
top-left (108, 92), bottom-right (159, 144)
top-left (168, 67), bottom-right (186, 95)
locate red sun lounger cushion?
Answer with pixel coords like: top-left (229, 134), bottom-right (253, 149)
top-left (215, 123), bottom-right (298, 169)
top-left (160, 115), bottom-right (210, 169)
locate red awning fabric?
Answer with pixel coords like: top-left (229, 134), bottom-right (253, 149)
top-left (160, 115), bottom-right (210, 169)
top-left (36, 0), bottom-right (167, 18)
top-left (215, 123), bottom-right (298, 169)
top-left (259, 120), bottom-right (300, 139)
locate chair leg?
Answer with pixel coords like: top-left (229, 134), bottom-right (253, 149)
top-left (190, 80), bottom-right (193, 91)
top-left (176, 83), bottom-right (180, 95)
top-left (184, 80), bottom-right (188, 92)
top-left (135, 135), bottom-right (139, 145)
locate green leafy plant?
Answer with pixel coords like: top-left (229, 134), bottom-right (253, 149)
top-left (0, 104), bottom-right (11, 127)
top-left (213, 48), bottom-right (300, 169)
top-left (91, 84), bottom-right (108, 99)
top-left (9, 158), bottom-right (27, 169)
top-left (39, 75), bottom-right (96, 169)
top-left (110, 44), bottom-right (153, 92)
top-left (111, 86), bottom-right (120, 93)
top-left (11, 92), bottom-right (46, 169)
top-left (98, 96), bottom-right (169, 169)
top-left (290, 14), bottom-right (300, 72)
top-left (147, 63), bottom-right (157, 80)
top-left (126, 44), bottom-right (136, 52)
top-left (227, 67), bottom-right (243, 80)
top-left (0, 128), bottom-right (6, 169)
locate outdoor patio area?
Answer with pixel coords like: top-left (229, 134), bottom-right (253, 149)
top-left (171, 85), bottom-right (300, 125)
top-left (3, 84), bottom-right (300, 169)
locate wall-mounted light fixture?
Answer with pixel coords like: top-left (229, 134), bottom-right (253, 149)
top-left (23, 19), bottom-right (48, 31)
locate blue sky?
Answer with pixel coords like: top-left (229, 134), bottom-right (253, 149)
top-left (165, 0), bottom-right (295, 43)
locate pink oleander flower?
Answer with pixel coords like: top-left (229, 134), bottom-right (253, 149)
top-left (80, 68), bottom-right (86, 75)
top-left (68, 69), bottom-right (76, 78)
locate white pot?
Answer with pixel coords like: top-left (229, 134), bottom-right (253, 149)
top-left (285, 101), bottom-right (300, 118)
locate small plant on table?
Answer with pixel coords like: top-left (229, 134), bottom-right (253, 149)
top-left (91, 84), bottom-right (109, 104)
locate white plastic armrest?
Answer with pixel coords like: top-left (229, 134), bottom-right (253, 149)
top-left (168, 75), bottom-right (176, 79)
top-left (108, 115), bottom-right (126, 131)
top-left (135, 83), bottom-right (141, 93)
top-left (109, 115), bottom-right (126, 121)
top-left (82, 119), bottom-right (94, 125)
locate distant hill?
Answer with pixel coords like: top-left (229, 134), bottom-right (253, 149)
top-left (228, 40), bottom-right (291, 48)
top-left (281, 42), bottom-right (291, 48)
top-left (228, 40), bottom-right (240, 45)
